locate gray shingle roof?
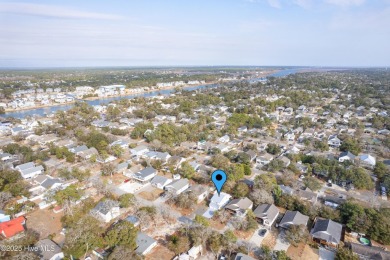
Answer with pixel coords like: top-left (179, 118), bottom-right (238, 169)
top-left (350, 242), bottom-right (390, 260)
top-left (135, 232), bottom-right (156, 255)
top-left (225, 197), bottom-right (253, 212)
top-left (310, 219), bottom-right (342, 244)
top-left (279, 210), bottom-right (309, 229)
top-left (93, 200), bottom-right (119, 215)
top-left (253, 204), bottom-right (279, 222)
top-left (35, 239), bottom-right (62, 260)
top-left (41, 178), bottom-right (62, 189)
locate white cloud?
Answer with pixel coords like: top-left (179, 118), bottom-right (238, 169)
top-left (324, 0), bottom-right (365, 7)
top-left (293, 0), bottom-right (312, 8)
top-left (0, 2), bottom-right (124, 20)
top-left (267, 0), bottom-right (282, 8)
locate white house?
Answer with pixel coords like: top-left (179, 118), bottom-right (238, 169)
top-left (358, 154), bottom-right (376, 168)
top-left (256, 153), bottom-right (274, 166)
top-left (328, 135), bottom-right (341, 147)
top-left (91, 200), bottom-right (120, 223)
top-left (130, 145), bottom-right (149, 159)
top-left (164, 179), bottom-right (189, 195)
top-left (209, 191), bottom-right (231, 211)
top-left (151, 176), bottom-right (172, 190)
top-left (16, 162), bottom-right (44, 179)
top-left (218, 135), bottom-right (230, 143)
top-left (132, 167), bottom-right (157, 184)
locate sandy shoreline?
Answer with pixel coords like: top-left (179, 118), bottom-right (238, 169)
top-left (3, 81), bottom-right (218, 113)
top-left (3, 70), bottom-right (279, 113)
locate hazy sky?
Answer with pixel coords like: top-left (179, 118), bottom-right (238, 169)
top-left (0, 0), bottom-right (389, 67)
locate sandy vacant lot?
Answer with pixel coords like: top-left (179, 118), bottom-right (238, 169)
top-left (26, 208), bottom-right (63, 239)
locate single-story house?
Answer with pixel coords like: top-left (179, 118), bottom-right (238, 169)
top-left (151, 175), bottom-right (172, 190)
top-left (310, 218), bottom-right (343, 247)
top-left (90, 200), bottom-right (120, 223)
top-left (350, 242), bottom-right (390, 260)
top-left (125, 215), bottom-right (140, 227)
top-left (225, 197), bottom-right (253, 217)
top-left (35, 239), bottom-right (64, 260)
top-left (0, 216), bottom-right (26, 238)
top-left (116, 162), bottom-right (129, 173)
top-left (218, 135), bottom-right (230, 143)
top-left (110, 140), bottom-right (129, 149)
top-left (69, 145), bottom-right (88, 155)
top-left (338, 151), bottom-right (356, 163)
top-left (235, 253), bottom-right (256, 260)
top-left (297, 188), bottom-right (318, 204)
top-left (0, 153), bottom-right (12, 161)
top-left (279, 185), bottom-right (294, 195)
top-left (253, 204), bottom-right (279, 228)
top-left (358, 154), bottom-right (376, 168)
top-left (164, 179), bottom-right (189, 195)
top-left (328, 135), bottom-right (341, 147)
top-left (278, 210), bottom-right (309, 229)
top-left (256, 153), bottom-right (274, 166)
top-left (130, 145), bottom-right (149, 158)
top-left (78, 147), bottom-right (98, 160)
top-left (0, 210), bottom-right (10, 223)
top-left (168, 156), bottom-right (186, 169)
top-left (135, 232), bottom-right (157, 255)
top-left (189, 185), bottom-right (209, 203)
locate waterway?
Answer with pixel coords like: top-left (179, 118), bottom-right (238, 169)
top-left (2, 68), bottom-right (302, 119)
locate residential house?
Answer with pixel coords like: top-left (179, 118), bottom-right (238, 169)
top-left (135, 232), bottom-right (157, 255)
top-left (132, 167), bottom-right (157, 184)
top-left (297, 188), bottom-right (318, 204)
top-left (0, 153), bottom-right (12, 161)
top-left (16, 162), bottom-right (44, 179)
top-left (78, 147), bottom-right (98, 160)
top-left (215, 143), bottom-right (231, 153)
top-left (278, 211), bottom-right (309, 229)
top-left (350, 242), bottom-right (390, 260)
top-left (358, 154), bottom-right (376, 168)
top-left (189, 161), bottom-right (201, 172)
top-left (324, 195), bottom-right (346, 209)
top-left (151, 176), bottom-right (172, 190)
top-left (116, 162), bottom-right (129, 173)
top-left (310, 218), bottom-right (343, 247)
top-left (209, 191), bottom-right (231, 211)
top-left (0, 210), bottom-right (10, 223)
top-left (218, 135), bottom-right (230, 143)
top-left (328, 135), bottom-right (341, 147)
top-left (279, 156), bottom-right (291, 167)
top-left (110, 140), bottom-right (129, 149)
top-left (256, 153), bottom-right (274, 166)
top-left (189, 185), bottom-right (209, 203)
top-left (279, 185), bottom-right (294, 195)
top-left (35, 239), bottom-right (64, 260)
top-left (225, 197), bottom-right (253, 217)
top-left (285, 131), bottom-right (295, 141)
top-left (245, 150), bottom-right (257, 162)
top-left (168, 156), bottom-right (186, 169)
top-left (237, 126), bottom-right (248, 133)
top-left (69, 145), bottom-right (88, 155)
top-left (338, 151), bottom-right (356, 163)
top-left (144, 151), bottom-right (171, 163)
top-left (124, 215), bottom-right (140, 227)
top-left (235, 253), bottom-right (256, 260)
top-left (253, 204), bottom-right (279, 228)
top-left (130, 145), bottom-right (149, 159)
top-left (0, 216), bottom-right (26, 239)
top-left (90, 200), bottom-right (120, 223)
top-left (164, 179), bottom-right (190, 195)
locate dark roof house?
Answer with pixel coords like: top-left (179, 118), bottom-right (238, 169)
top-left (310, 219), bottom-right (343, 246)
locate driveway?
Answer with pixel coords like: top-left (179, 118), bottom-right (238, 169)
top-left (273, 230), bottom-right (290, 251)
top-left (249, 226), bottom-right (269, 246)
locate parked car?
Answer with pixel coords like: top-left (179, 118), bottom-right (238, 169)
top-left (259, 229), bottom-right (268, 237)
top-left (124, 179), bottom-right (131, 183)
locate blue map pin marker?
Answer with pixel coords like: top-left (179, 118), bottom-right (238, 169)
top-left (211, 169), bottom-right (227, 195)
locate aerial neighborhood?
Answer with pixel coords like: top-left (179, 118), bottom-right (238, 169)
top-left (0, 68), bottom-right (389, 260)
